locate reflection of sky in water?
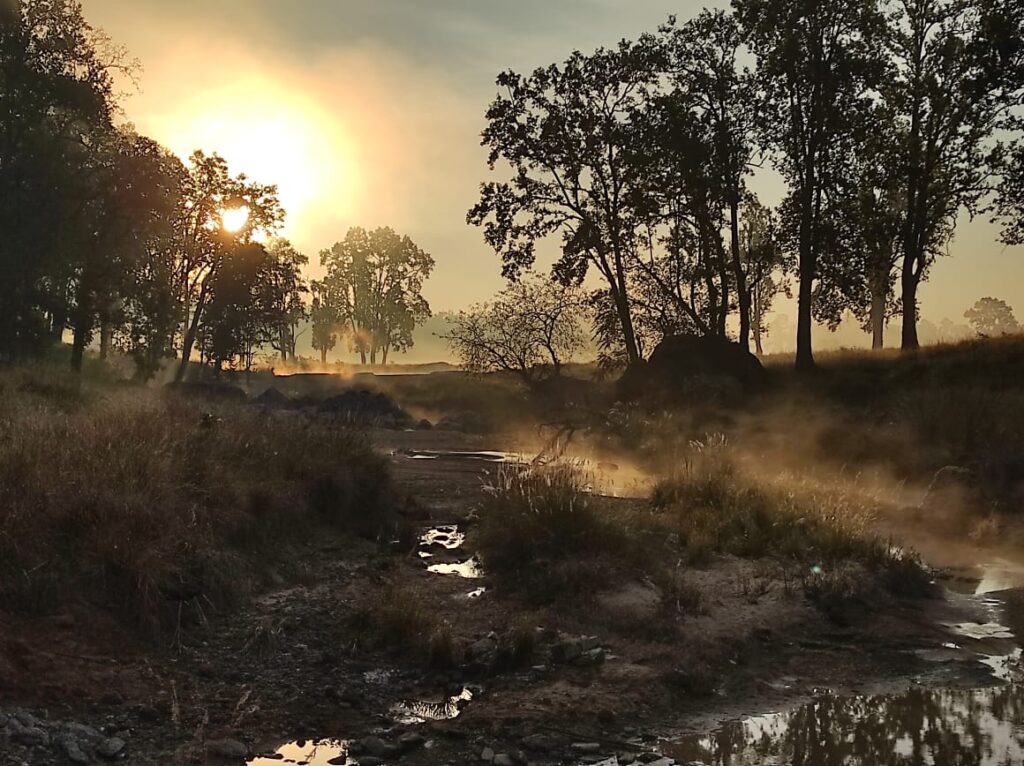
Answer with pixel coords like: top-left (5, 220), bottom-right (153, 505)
top-left (667, 680), bottom-right (1024, 766)
top-left (248, 739), bottom-right (351, 766)
top-left (420, 525), bottom-right (465, 549)
top-left (427, 557), bottom-right (483, 579)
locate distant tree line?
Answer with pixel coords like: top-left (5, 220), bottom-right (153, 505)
top-left (0, 1), bottom-right (433, 378)
top-left (470, 0), bottom-right (1024, 370)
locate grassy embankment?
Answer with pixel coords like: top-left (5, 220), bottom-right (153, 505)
top-left (0, 363), bottom-right (402, 634)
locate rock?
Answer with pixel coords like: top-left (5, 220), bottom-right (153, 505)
top-left (575, 647), bottom-right (606, 666)
top-left (254, 387), bottom-right (295, 410)
top-left (360, 736), bottom-right (390, 758)
top-left (355, 758), bottom-right (384, 766)
top-left (58, 736), bottom-right (90, 764)
top-left (435, 411), bottom-right (489, 434)
top-left (205, 738), bottom-right (247, 759)
top-left (493, 754), bottom-right (515, 766)
top-left (97, 736), bottom-right (127, 759)
top-left (398, 731), bottom-right (425, 752)
top-left (481, 746), bottom-right (496, 762)
top-left (416, 418), bottom-right (434, 430)
top-left (63, 722), bottom-right (101, 741)
top-left (470, 637), bottom-right (498, 658)
top-left (572, 742), bottom-right (602, 755)
top-left (318, 389), bottom-right (413, 428)
top-left (552, 637), bottom-right (583, 663)
top-left (617, 334), bottom-right (768, 405)
top-left (11, 726), bottom-right (49, 748)
top-left (580, 636), bottom-right (601, 652)
top-left (522, 733), bottom-right (557, 752)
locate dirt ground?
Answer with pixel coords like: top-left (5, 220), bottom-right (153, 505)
top-left (0, 427), bottom-right (1011, 766)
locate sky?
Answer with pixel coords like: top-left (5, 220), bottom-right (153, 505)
top-left (84, 0), bottom-right (1024, 352)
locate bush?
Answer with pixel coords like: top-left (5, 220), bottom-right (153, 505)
top-left (0, 377), bottom-right (396, 632)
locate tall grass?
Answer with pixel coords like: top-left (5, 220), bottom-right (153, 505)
top-left (0, 374), bottom-right (396, 631)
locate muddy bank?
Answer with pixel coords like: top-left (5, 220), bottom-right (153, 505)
top-left (2, 429), bottom-right (1021, 766)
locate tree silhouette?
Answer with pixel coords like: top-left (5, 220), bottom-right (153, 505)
top-left (964, 296), bottom-right (1020, 336)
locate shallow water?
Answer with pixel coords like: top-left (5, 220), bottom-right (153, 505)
top-left (665, 679), bottom-right (1024, 766)
top-left (427, 557), bottom-right (483, 578)
top-left (248, 739), bottom-right (351, 766)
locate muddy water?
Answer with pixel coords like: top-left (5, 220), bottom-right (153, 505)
top-left (665, 569), bottom-right (1024, 766)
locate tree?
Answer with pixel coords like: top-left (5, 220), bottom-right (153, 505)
top-left (0, 0), bottom-right (122, 360)
top-left (964, 297), bottom-right (1021, 336)
top-left (885, 0), bottom-right (1024, 350)
top-left (309, 289), bottom-right (338, 365)
top-left (264, 238), bottom-right (308, 363)
top-left (470, 40), bottom-right (663, 366)
top-left (172, 151), bottom-right (283, 382)
top-left (735, 0), bottom-right (887, 369)
top-left (741, 197), bottom-right (791, 356)
top-left (656, 11), bottom-right (758, 348)
top-left (443, 277), bottom-right (587, 386)
top-left (318, 227), bottom-right (434, 365)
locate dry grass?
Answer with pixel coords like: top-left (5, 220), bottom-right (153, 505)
top-left (0, 368), bottom-right (398, 632)
top-left (353, 585), bottom-right (458, 668)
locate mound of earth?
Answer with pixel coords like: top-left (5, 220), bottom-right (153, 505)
top-left (618, 334), bottom-right (767, 404)
top-left (253, 387), bottom-right (295, 410)
top-left (318, 389), bottom-right (413, 428)
top-left (164, 381), bottom-right (248, 402)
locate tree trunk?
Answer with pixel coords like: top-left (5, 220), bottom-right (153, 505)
top-left (870, 280), bottom-right (886, 350)
top-left (175, 281), bottom-right (210, 383)
top-left (99, 318), bottom-right (112, 361)
top-left (70, 302), bottom-right (92, 374)
top-left (795, 192), bottom-right (816, 371)
top-left (901, 255), bottom-right (920, 350)
top-left (382, 346), bottom-right (389, 365)
top-left (320, 348), bottom-right (327, 365)
top-left (730, 200), bottom-right (751, 351)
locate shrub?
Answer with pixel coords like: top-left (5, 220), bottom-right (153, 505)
top-left (0, 378), bottom-right (396, 632)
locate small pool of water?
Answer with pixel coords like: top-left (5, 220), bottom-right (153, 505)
top-left (248, 739), bottom-right (351, 766)
top-left (427, 558), bottom-right (483, 579)
top-left (399, 450), bottom-right (524, 463)
top-left (665, 676), bottom-right (1024, 766)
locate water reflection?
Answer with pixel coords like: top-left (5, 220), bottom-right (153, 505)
top-left (667, 681), bottom-right (1024, 766)
top-left (248, 739), bottom-right (351, 766)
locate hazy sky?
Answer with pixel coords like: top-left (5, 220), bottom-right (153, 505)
top-left (84, 0), bottom-right (1023, 345)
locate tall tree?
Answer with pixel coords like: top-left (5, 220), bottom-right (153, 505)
top-left (319, 227), bottom-right (434, 365)
top-left (264, 238), bottom-right (308, 363)
top-left (885, 0), bottom-right (1024, 350)
top-left (735, 0), bottom-right (886, 369)
top-left (309, 288), bottom-right (338, 365)
top-left (658, 11), bottom-right (758, 349)
top-left (470, 40), bottom-right (663, 366)
top-left (172, 151), bottom-right (283, 382)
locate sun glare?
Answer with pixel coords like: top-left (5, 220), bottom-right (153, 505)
top-left (146, 72), bottom-right (358, 243)
top-left (221, 206), bottom-right (250, 233)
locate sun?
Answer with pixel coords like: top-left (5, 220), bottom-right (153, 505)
top-left (221, 206), bottom-right (250, 233)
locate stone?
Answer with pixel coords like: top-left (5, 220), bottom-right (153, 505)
top-left (470, 637), bottom-right (498, 658)
top-left (63, 722), bottom-right (101, 741)
top-left (355, 758), bottom-right (384, 766)
top-left (481, 746), bottom-right (496, 762)
top-left (205, 738), bottom-right (247, 759)
top-left (97, 736), bottom-right (127, 759)
top-left (521, 733), bottom-right (556, 752)
top-left (493, 754), bottom-right (515, 766)
top-left (11, 726), bottom-right (49, 748)
top-left (58, 736), bottom-right (90, 764)
top-left (361, 736), bottom-right (390, 757)
top-left (398, 732), bottom-right (425, 752)
top-left (572, 743), bottom-right (602, 754)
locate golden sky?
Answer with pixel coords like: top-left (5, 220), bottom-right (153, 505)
top-left (84, 0), bottom-right (1024, 345)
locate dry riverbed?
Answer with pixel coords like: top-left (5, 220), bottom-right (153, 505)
top-left (0, 428), bottom-right (1016, 765)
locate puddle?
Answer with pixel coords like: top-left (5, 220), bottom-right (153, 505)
top-left (466, 587), bottom-right (486, 599)
top-left (427, 558), bottom-right (483, 579)
top-left (421, 525), bottom-right (465, 549)
top-left (399, 450), bottom-right (523, 463)
top-left (390, 687), bottom-right (473, 725)
top-left (666, 678), bottom-right (1024, 765)
top-left (946, 621), bottom-right (1016, 640)
top-left (248, 739), bottom-right (351, 766)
